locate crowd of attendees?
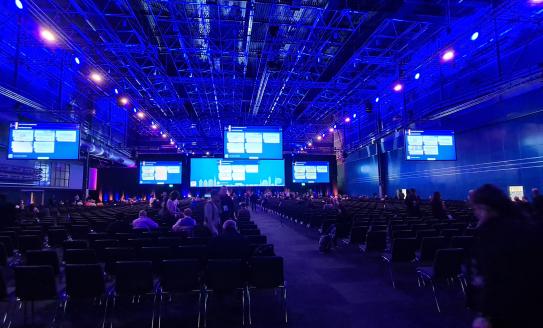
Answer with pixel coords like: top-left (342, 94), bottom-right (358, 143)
top-left (2, 183), bottom-right (543, 327)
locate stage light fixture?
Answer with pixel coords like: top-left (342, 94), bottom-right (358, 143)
top-left (345, 117), bottom-right (351, 123)
top-left (414, 73), bottom-right (420, 80)
top-left (375, 97), bottom-right (380, 103)
top-left (393, 83), bottom-right (403, 92)
top-left (74, 57), bottom-right (80, 65)
top-left (136, 111), bottom-right (145, 119)
top-left (40, 29), bottom-right (56, 42)
top-left (90, 72), bottom-right (103, 83)
top-left (441, 49), bottom-right (455, 62)
top-left (471, 32), bottom-right (479, 41)
top-left (329, 127), bottom-right (334, 132)
top-left (15, 0), bottom-right (23, 10)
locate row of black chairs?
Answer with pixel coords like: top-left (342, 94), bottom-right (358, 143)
top-left (9, 257), bottom-right (286, 327)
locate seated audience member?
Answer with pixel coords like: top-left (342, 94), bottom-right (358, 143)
top-left (172, 208), bottom-right (197, 233)
top-left (237, 202), bottom-right (251, 221)
top-left (132, 210), bottom-right (159, 231)
top-left (207, 220), bottom-right (250, 259)
top-left (468, 184), bottom-right (543, 328)
top-left (107, 213), bottom-right (130, 233)
top-left (531, 188), bottom-right (543, 220)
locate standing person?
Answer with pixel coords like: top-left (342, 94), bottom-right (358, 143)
top-left (237, 202), bottom-right (251, 221)
top-left (468, 184), bottom-right (543, 328)
top-left (204, 191), bottom-right (221, 236)
top-left (398, 189), bottom-right (405, 201)
top-left (250, 192), bottom-right (258, 212)
top-left (164, 191), bottom-right (180, 225)
top-left (219, 187), bottom-right (234, 222)
top-left (430, 192), bottom-right (447, 220)
top-left (531, 188), bottom-right (543, 221)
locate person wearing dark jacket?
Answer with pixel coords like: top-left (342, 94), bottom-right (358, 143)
top-left (207, 220), bottom-right (250, 259)
top-left (468, 184), bottom-right (543, 328)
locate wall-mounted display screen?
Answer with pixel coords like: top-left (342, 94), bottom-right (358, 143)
top-left (190, 158), bottom-right (285, 187)
top-left (8, 122), bottom-right (80, 160)
top-left (139, 161), bottom-right (182, 185)
top-left (405, 129), bottom-right (457, 161)
top-left (224, 126), bottom-right (282, 159)
top-left (292, 161), bottom-right (330, 183)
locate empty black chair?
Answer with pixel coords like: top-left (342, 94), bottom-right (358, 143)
top-left (349, 226), bottom-right (368, 244)
top-left (26, 250), bottom-right (60, 274)
top-left (203, 259), bottom-right (247, 326)
top-left (64, 249), bottom-right (98, 264)
top-left (247, 256), bottom-right (287, 325)
top-left (450, 236), bottom-right (474, 254)
top-left (47, 229), bottom-right (68, 247)
top-left (382, 238), bottom-right (418, 288)
top-left (0, 236), bottom-right (14, 256)
top-left (360, 231), bottom-right (386, 252)
top-left (157, 237), bottom-right (183, 247)
top-left (184, 237), bottom-right (209, 245)
top-left (240, 228), bottom-right (260, 236)
top-left (139, 247), bottom-right (172, 273)
top-left (418, 237), bottom-right (448, 263)
top-left (159, 259), bottom-right (203, 325)
top-left (416, 248), bottom-right (465, 312)
top-left (70, 225), bottom-right (90, 239)
top-left (14, 265), bottom-right (60, 325)
top-left (440, 228), bottom-right (461, 241)
top-left (63, 239), bottom-right (89, 250)
top-left (246, 235), bottom-right (267, 245)
top-left (392, 230), bottom-right (416, 239)
top-left (65, 263), bottom-right (108, 326)
top-left (104, 247), bottom-right (135, 274)
top-left (124, 238), bottom-right (155, 248)
top-left (113, 261), bottom-right (156, 326)
top-left (173, 245), bottom-right (207, 261)
top-left (0, 243), bottom-right (8, 267)
top-left (18, 235), bottom-right (42, 252)
top-left (416, 229), bottom-right (439, 245)
top-left (93, 239), bottom-right (120, 261)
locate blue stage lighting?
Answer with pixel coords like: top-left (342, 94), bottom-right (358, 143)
top-left (74, 57), bottom-right (80, 65)
top-left (15, 0), bottom-right (23, 10)
top-left (471, 32), bottom-right (479, 41)
top-left (415, 73), bottom-right (420, 80)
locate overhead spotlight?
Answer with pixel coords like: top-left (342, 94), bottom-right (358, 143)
top-left (40, 29), bottom-right (56, 42)
top-left (191, 151), bottom-right (195, 155)
top-left (375, 97), bottom-right (380, 103)
top-left (414, 72), bottom-right (420, 80)
top-left (114, 88), bottom-right (119, 95)
top-left (329, 127), bottom-right (334, 133)
top-left (345, 117), bottom-right (351, 123)
top-left (316, 135), bottom-right (322, 141)
top-left (471, 32), bottom-right (479, 41)
top-left (170, 139), bottom-right (175, 145)
top-left (307, 141), bottom-right (312, 147)
top-left (205, 151), bottom-right (210, 156)
top-left (393, 83), bottom-right (403, 92)
top-left (90, 72), bottom-right (103, 83)
top-left (136, 111), bottom-right (145, 119)
top-left (162, 133), bottom-right (167, 138)
top-left (333, 124), bottom-right (337, 129)
top-left (15, 0), bottom-right (23, 10)
top-left (529, 0), bottom-right (543, 5)
top-left (441, 49), bottom-right (455, 62)
top-left (353, 113), bottom-right (357, 118)
top-left (74, 57), bottom-right (80, 65)
top-left (119, 97), bottom-right (129, 105)
top-left (151, 123), bottom-right (158, 130)
top-left (132, 108), bottom-right (137, 113)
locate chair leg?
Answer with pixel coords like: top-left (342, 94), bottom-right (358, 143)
top-left (241, 289), bottom-right (245, 326)
top-left (101, 295), bottom-right (109, 328)
top-left (246, 287), bottom-right (252, 326)
top-left (386, 262), bottom-right (396, 289)
top-left (202, 290), bottom-right (208, 328)
top-left (429, 280), bottom-right (441, 312)
top-left (197, 290), bottom-right (203, 328)
top-left (282, 283), bottom-right (288, 325)
top-left (151, 292), bottom-right (157, 328)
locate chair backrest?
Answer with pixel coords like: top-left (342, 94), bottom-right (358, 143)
top-left (65, 264), bottom-right (105, 298)
top-left (18, 235), bottom-right (43, 252)
top-left (0, 270), bottom-right (7, 300)
top-left (450, 236), bottom-right (474, 253)
top-left (0, 236), bottom-right (14, 256)
top-left (246, 235), bottom-right (267, 245)
top-left (157, 237), bottom-right (183, 247)
top-left (249, 256), bottom-right (284, 288)
top-left (64, 249), bottom-right (98, 264)
top-left (139, 247), bottom-right (171, 273)
top-left (26, 250), bottom-right (60, 274)
top-left (183, 237), bottom-right (209, 245)
top-left (392, 230), bottom-right (416, 239)
top-left (433, 248), bottom-right (464, 279)
top-left (419, 236), bottom-right (448, 263)
top-left (205, 259), bottom-right (245, 291)
top-left (173, 245), bottom-right (207, 260)
top-left (160, 259), bottom-right (201, 293)
top-left (114, 261), bottom-right (154, 295)
top-left (124, 238), bottom-right (155, 248)
top-left (104, 247), bottom-right (135, 274)
top-left (365, 231), bottom-right (387, 251)
top-left (390, 238), bottom-right (418, 262)
top-left (0, 243), bottom-right (7, 266)
top-left (63, 239), bottom-right (89, 250)
top-left (15, 265), bottom-right (57, 301)
top-left (47, 229), bottom-right (68, 246)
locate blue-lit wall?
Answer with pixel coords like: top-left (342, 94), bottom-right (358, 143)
top-left (343, 86), bottom-right (543, 200)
